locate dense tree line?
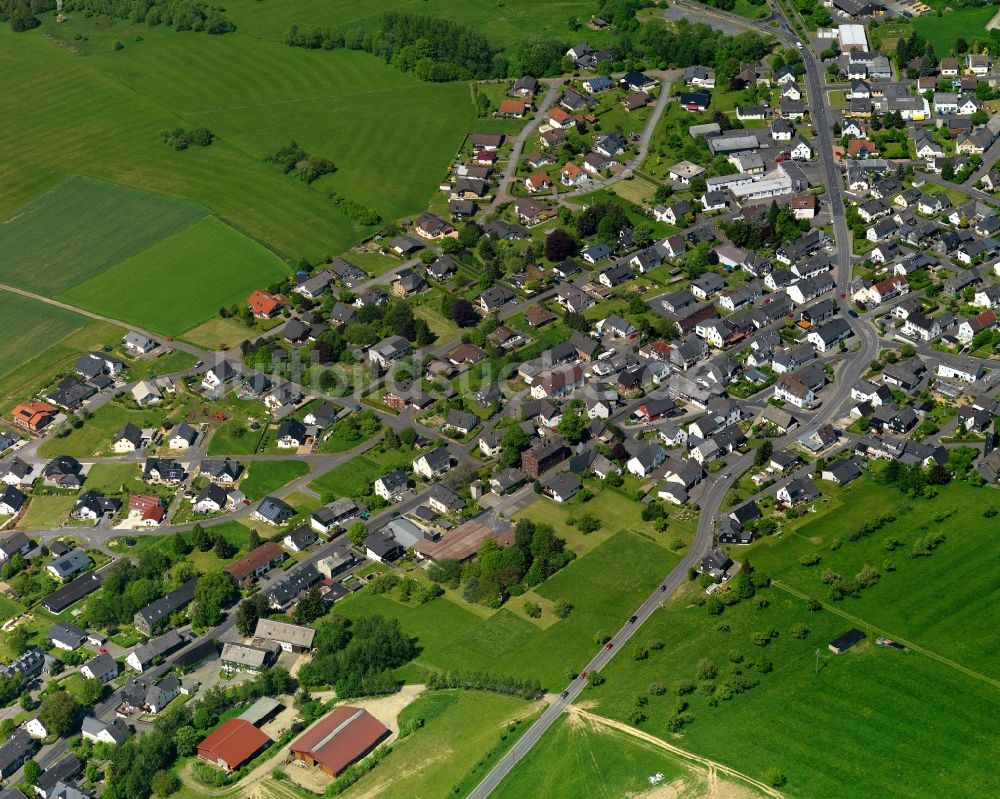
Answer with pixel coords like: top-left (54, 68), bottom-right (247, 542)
top-left (297, 614), bottom-right (416, 697)
top-left (426, 670), bottom-right (543, 698)
top-left (286, 12), bottom-right (507, 81)
top-left (638, 19), bottom-right (771, 74)
top-left (60, 0), bottom-right (233, 32)
top-left (720, 201), bottom-right (809, 250)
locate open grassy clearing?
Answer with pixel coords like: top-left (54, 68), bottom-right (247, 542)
top-left (0, 23), bottom-right (360, 262)
top-left (339, 690), bottom-right (539, 799)
top-left (239, 460), bottom-right (311, 501)
top-left (0, 175), bottom-right (206, 295)
top-left (108, 520), bottom-right (254, 571)
top-left (0, 292), bottom-right (87, 379)
top-left (19, 496), bottom-right (78, 529)
top-left (495, 714), bottom-right (712, 799)
top-left (585, 477), bottom-right (1000, 797)
top-left (38, 402), bottom-right (167, 459)
top-left (307, 447), bottom-right (411, 500)
top-left (59, 216), bottom-right (289, 336)
top-left (747, 478), bottom-right (1000, 676)
top-left (83, 463), bottom-right (141, 494)
top-left (0, 319), bottom-right (123, 414)
top-left (337, 531), bottom-right (677, 687)
top-left (16, 18), bottom-right (480, 254)
top-left (912, 7), bottom-right (995, 56)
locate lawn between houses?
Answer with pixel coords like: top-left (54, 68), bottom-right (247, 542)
top-left (336, 530), bottom-right (678, 688)
top-left (583, 476), bottom-right (1000, 797)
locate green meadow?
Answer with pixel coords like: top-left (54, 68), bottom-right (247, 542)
top-left (0, 176), bottom-right (205, 295)
top-left (336, 531), bottom-right (676, 687)
top-left (59, 216), bottom-right (289, 335)
top-left (0, 292), bottom-right (87, 379)
top-left (584, 478), bottom-right (1000, 797)
top-left (1, 17), bottom-right (484, 262)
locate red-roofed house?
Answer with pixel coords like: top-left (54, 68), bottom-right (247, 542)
top-left (548, 107), bottom-right (572, 128)
top-left (10, 401), bottom-right (58, 432)
top-left (198, 718), bottom-right (271, 772)
top-left (525, 172), bottom-right (552, 193)
top-left (560, 162), bottom-right (587, 186)
top-left (225, 542), bottom-right (287, 588)
top-left (290, 706), bottom-right (391, 777)
top-left (499, 98), bottom-right (529, 118)
top-left (248, 290), bottom-right (286, 319)
top-left (128, 495), bottom-right (166, 527)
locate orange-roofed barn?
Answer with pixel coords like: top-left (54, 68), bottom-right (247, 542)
top-left (197, 718), bottom-right (271, 772)
top-left (289, 706), bottom-right (391, 776)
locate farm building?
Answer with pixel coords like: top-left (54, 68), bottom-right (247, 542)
top-left (289, 706), bottom-right (391, 777)
top-left (829, 628), bottom-right (866, 654)
top-left (197, 718), bottom-right (271, 772)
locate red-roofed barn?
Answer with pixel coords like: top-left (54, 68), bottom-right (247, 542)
top-left (197, 718), bottom-right (271, 772)
top-left (289, 706), bottom-right (391, 776)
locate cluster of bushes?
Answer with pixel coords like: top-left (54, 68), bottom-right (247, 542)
top-left (330, 193), bottom-right (381, 226)
top-left (62, 0), bottom-right (234, 32)
top-left (425, 670), bottom-right (543, 700)
top-left (286, 12), bottom-right (506, 81)
top-left (297, 614), bottom-right (416, 697)
top-left (446, 519), bottom-right (575, 608)
top-left (265, 140), bottom-right (336, 184)
top-left (160, 127), bottom-right (213, 150)
top-left (825, 563), bottom-right (881, 601)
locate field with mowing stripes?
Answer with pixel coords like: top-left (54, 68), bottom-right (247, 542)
top-left (1, 18), bottom-right (483, 261)
top-left (0, 293), bottom-right (86, 379)
top-left (0, 176), bottom-right (205, 295)
top-left (586, 477), bottom-right (1000, 797)
top-left (337, 531), bottom-right (677, 687)
top-left (60, 216), bottom-right (289, 335)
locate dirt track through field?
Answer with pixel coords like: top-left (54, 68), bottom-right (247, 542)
top-left (772, 581), bottom-right (1000, 690)
top-left (568, 707), bottom-right (784, 799)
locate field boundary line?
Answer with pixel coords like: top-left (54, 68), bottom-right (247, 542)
top-left (772, 580), bottom-right (1000, 689)
top-left (569, 707), bottom-right (784, 797)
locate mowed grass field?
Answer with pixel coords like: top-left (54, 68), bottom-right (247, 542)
top-left (748, 478), bottom-right (1000, 676)
top-left (336, 531), bottom-right (676, 687)
top-left (59, 216), bottom-right (289, 335)
top-left (912, 7), bottom-right (996, 56)
top-left (339, 690), bottom-right (540, 799)
top-left (221, 0), bottom-right (599, 52)
top-left (0, 318), bottom-right (123, 413)
top-left (0, 292), bottom-right (87, 378)
top-left (494, 715), bottom-right (700, 799)
top-left (0, 176), bottom-right (205, 295)
top-left (2, 18), bottom-right (483, 261)
top-left (585, 477), bottom-right (1000, 797)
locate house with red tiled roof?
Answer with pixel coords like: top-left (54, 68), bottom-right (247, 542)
top-left (10, 402), bottom-right (57, 432)
top-left (499, 98), bottom-right (529, 117)
top-left (128, 495), bottom-right (166, 527)
top-left (247, 290), bottom-right (286, 318)
top-left (198, 718), bottom-right (271, 772)
top-left (525, 172), bottom-right (552, 193)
